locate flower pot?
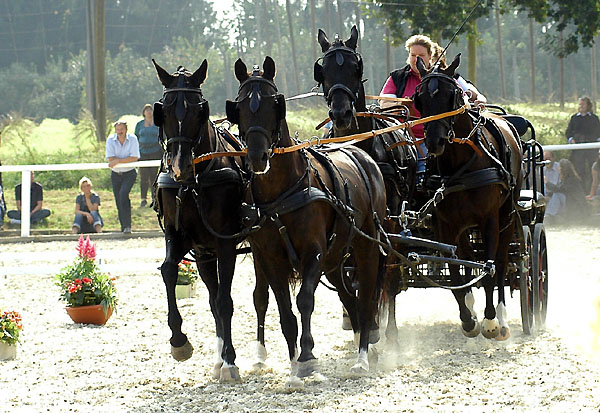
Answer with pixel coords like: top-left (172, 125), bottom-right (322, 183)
top-left (175, 283), bottom-right (196, 299)
top-left (0, 342), bottom-right (17, 360)
top-left (65, 304), bottom-right (113, 325)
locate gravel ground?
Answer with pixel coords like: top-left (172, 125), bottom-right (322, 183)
top-left (1, 226), bottom-right (599, 412)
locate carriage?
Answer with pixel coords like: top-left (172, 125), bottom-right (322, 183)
top-left (150, 29), bottom-right (550, 383)
top-left (387, 104), bottom-right (549, 335)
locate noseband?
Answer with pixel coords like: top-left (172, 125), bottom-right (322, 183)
top-left (319, 44), bottom-right (363, 106)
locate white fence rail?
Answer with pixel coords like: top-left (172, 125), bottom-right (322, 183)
top-left (0, 160), bottom-right (160, 237)
top-left (1, 141), bottom-right (600, 238)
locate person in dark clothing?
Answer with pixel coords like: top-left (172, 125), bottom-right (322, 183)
top-left (135, 104), bottom-right (162, 207)
top-left (565, 96), bottom-right (600, 189)
top-left (0, 162), bottom-right (6, 228)
top-left (7, 171), bottom-right (51, 224)
top-left (545, 158), bottom-right (589, 223)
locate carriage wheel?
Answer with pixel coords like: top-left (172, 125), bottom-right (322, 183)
top-left (519, 225), bottom-right (534, 335)
top-left (532, 223), bottom-right (548, 329)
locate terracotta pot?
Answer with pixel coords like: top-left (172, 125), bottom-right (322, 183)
top-left (175, 283), bottom-right (196, 299)
top-left (65, 304), bottom-right (113, 325)
top-left (0, 342), bottom-right (17, 360)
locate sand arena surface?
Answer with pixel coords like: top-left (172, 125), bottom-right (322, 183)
top-left (1, 226), bottom-right (599, 412)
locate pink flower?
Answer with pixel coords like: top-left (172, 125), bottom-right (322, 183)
top-left (76, 235), bottom-right (97, 260)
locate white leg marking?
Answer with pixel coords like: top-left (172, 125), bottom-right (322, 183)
top-left (212, 337), bottom-right (224, 379)
top-left (350, 349), bottom-right (369, 374)
top-left (465, 291), bottom-right (477, 319)
top-left (496, 302), bottom-right (508, 329)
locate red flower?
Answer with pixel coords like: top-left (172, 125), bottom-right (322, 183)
top-left (82, 277), bottom-right (92, 284)
top-left (75, 279), bottom-right (81, 284)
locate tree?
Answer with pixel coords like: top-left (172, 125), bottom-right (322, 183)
top-left (374, 0), bottom-right (495, 81)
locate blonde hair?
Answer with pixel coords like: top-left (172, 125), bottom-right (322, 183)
top-left (431, 43), bottom-right (447, 68)
top-left (79, 176), bottom-right (92, 191)
top-left (405, 34), bottom-right (435, 65)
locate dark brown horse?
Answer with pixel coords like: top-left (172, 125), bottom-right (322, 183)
top-left (152, 60), bottom-right (247, 381)
top-left (226, 56), bottom-right (387, 383)
top-left (314, 26), bottom-right (417, 345)
top-left (412, 54), bottom-right (523, 340)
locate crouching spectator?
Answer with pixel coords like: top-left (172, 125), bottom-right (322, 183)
top-left (72, 176), bottom-right (103, 234)
top-left (7, 171), bottom-right (51, 225)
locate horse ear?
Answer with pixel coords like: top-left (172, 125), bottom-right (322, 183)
top-left (190, 59), bottom-right (208, 86)
top-left (416, 56), bottom-right (428, 78)
top-left (445, 53), bottom-right (461, 77)
top-left (345, 25), bottom-right (359, 50)
top-left (318, 29), bottom-right (331, 52)
top-left (225, 100), bottom-right (239, 124)
top-left (314, 61), bottom-right (324, 84)
top-left (262, 56), bottom-right (276, 81)
top-left (234, 58), bottom-right (249, 83)
top-left (152, 58), bottom-right (174, 87)
top-left (275, 94), bottom-right (286, 121)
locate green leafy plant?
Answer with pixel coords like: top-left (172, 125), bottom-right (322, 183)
top-left (177, 260), bottom-right (199, 285)
top-left (0, 310), bottom-right (23, 345)
top-left (55, 235), bottom-right (117, 313)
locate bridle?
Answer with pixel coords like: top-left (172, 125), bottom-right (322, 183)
top-left (414, 70), bottom-right (465, 142)
top-left (234, 68), bottom-right (285, 157)
top-left (318, 43), bottom-right (363, 107)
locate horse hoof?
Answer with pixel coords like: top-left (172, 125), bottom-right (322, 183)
top-left (369, 328), bottom-right (380, 344)
top-left (495, 326), bottom-right (510, 341)
top-left (461, 319), bottom-right (480, 338)
top-left (342, 314), bottom-right (353, 330)
top-left (350, 360), bottom-right (369, 374)
top-left (252, 361), bottom-right (267, 372)
top-left (171, 340), bottom-right (193, 361)
top-left (286, 375), bottom-right (304, 389)
top-left (297, 359), bottom-right (318, 378)
top-left (213, 361), bottom-right (223, 379)
top-left (482, 318), bottom-right (500, 339)
top-left (219, 364), bottom-right (241, 383)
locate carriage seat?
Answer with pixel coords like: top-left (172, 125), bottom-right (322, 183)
top-left (517, 189), bottom-right (546, 210)
top-left (501, 115), bottom-right (530, 137)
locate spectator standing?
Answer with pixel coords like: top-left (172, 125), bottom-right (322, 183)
top-left (135, 104), bottom-right (162, 207)
top-left (0, 162), bottom-right (6, 228)
top-left (7, 171), bottom-right (51, 225)
top-left (72, 176), bottom-right (103, 234)
top-left (105, 120), bottom-right (140, 233)
top-left (565, 96), bottom-right (600, 189)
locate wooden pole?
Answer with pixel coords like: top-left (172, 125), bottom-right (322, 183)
top-left (95, 0), bottom-right (106, 141)
top-left (529, 18), bottom-right (535, 103)
top-left (86, 0), bottom-right (96, 118)
top-left (494, 0), bottom-right (506, 99)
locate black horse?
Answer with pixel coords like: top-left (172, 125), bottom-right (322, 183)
top-left (412, 54), bottom-right (523, 340)
top-left (314, 26), bottom-right (418, 345)
top-left (226, 56), bottom-right (387, 382)
top-left (151, 60), bottom-right (247, 381)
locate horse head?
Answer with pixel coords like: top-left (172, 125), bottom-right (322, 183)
top-left (152, 59), bottom-right (209, 181)
top-left (413, 53), bottom-right (463, 157)
top-left (226, 56), bottom-right (285, 174)
top-left (314, 25), bottom-right (363, 133)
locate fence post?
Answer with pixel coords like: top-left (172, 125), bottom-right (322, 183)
top-left (20, 170), bottom-right (31, 237)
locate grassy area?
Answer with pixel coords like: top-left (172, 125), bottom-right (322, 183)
top-left (0, 101), bottom-right (578, 232)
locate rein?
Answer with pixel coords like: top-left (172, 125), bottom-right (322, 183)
top-left (193, 105), bottom-right (468, 164)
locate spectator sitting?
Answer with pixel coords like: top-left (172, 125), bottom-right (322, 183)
top-left (72, 176), bottom-right (103, 234)
top-left (7, 171), bottom-right (51, 225)
top-left (545, 158), bottom-right (589, 223)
